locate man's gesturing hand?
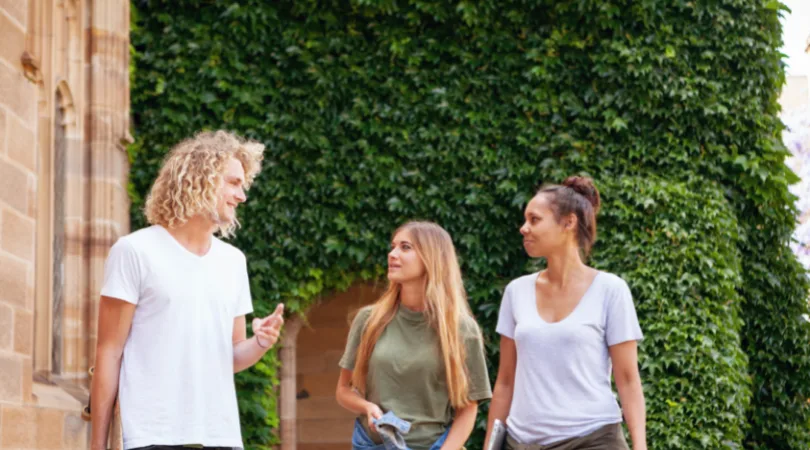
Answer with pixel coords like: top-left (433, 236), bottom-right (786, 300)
top-left (252, 303), bottom-right (284, 349)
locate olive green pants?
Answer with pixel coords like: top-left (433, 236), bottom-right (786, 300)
top-left (504, 423), bottom-right (629, 450)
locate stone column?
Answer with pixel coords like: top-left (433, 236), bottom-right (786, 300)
top-left (279, 318), bottom-right (303, 450)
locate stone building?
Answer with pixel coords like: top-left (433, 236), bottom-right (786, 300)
top-left (0, 1), bottom-right (131, 448)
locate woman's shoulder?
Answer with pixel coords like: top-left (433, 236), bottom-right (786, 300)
top-left (595, 271), bottom-right (630, 288)
top-left (505, 272), bottom-right (539, 293)
top-left (350, 305), bottom-right (375, 327)
top-left (594, 271), bottom-right (633, 299)
top-left (459, 312), bottom-right (483, 338)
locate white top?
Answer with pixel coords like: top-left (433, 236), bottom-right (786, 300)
top-left (496, 271), bottom-right (643, 445)
top-left (101, 225), bottom-right (253, 449)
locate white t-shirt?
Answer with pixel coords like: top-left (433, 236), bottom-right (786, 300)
top-left (101, 225), bottom-right (253, 449)
top-left (496, 271), bottom-right (643, 445)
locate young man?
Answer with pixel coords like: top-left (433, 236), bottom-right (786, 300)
top-left (91, 131), bottom-right (283, 450)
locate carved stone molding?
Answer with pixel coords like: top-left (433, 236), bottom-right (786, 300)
top-left (21, 50), bottom-right (42, 83)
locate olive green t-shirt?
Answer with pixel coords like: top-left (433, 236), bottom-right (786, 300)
top-left (339, 304), bottom-right (492, 450)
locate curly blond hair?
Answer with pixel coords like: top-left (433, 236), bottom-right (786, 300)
top-left (144, 130), bottom-right (265, 238)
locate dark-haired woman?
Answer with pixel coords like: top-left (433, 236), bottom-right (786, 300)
top-left (484, 177), bottom-right (646, 450)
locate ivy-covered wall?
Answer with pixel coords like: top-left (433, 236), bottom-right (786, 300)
top-left (129, 0), bottom-right (810, 448)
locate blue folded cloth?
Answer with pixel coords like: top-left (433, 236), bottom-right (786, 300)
top-left (351, 412), bottom-right (450, 450)
top-left (373, 411), bottom-right (412, 450)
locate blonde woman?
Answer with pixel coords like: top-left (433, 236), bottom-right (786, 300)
top-left (91, 131), bottom-right (284, 450)
top-left (336, 221), bottom-right (492, 450)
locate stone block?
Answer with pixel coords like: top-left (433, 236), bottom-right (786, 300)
top-left (0, 301), bottom-right (11, 350)
top-left (35, 408), bottom-right (64, 449)
top-left (0, 60), bottom-right (36, 124)
top-left (7, 113), bottom-right (36, 172)
top-left (296, 418), bottom-right (354, 444)
top-left (0, 157), bottom-right (29, 214)
top-left (296, 326), bottom-right (349, 353)
top-left (21, 357), bottom-right (31, 403)
top-left (0, 9), bottom-right (25, 70)
top-left (0, 406), bottom-right (36, 448)
top-left (0, 353), bottom-right (22, 402)
top-left (63, 411), bottom-right (88, 449)
top-left (297, 372), bottom-right (340, 398)
top-left (296, 396), bottom-right (354, 420)
top-left (0, 251), bottom-right (28, 307)
top-left (0, 108), bottom-right (5, 154)
top-left (14, 307), bottom-right (33, 355)
top-left (1, 208), bottom-right (35, 261)
top-left (0, 0), bottom-right (28, 28)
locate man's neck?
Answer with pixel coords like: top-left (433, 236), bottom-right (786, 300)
top-left (165, 216), bottom-right (217, 256)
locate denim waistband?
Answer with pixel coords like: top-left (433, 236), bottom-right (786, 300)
top-left (351, 416), bottom-right (450, 450)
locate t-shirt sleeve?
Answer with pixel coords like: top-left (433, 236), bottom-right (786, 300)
top-left (605, 278), bottom-right (643, 346)
top-left (338, 307), bottom-right (372, 370)
top-left (100, 238), bottom-right (141, 305)
top-left (495, 282), bottom-right (516, 339)
top-left (463, 320), bottom-right (493, 402)
top-left (234, 253), bottom-right (253, 317)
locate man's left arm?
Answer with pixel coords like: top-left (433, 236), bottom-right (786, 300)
top-left (232, 304), bottom-right (284, 373)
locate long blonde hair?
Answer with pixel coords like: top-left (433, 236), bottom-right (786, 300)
top-left (144, 130), bottom-right (264, 238)
top-left (351, 221), bottom-right (475, 408)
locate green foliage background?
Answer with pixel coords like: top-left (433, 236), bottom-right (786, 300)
top-left (129, 0), bottom-right (810, 448)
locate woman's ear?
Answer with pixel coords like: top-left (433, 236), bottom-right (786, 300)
top-left (564, 214), bottom-right (578, 232)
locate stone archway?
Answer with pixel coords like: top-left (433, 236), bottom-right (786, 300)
top-left (279, 283), bottom-right (383, 450)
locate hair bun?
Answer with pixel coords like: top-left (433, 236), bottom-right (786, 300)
top-left (562, 176), bottom-right (601, 213)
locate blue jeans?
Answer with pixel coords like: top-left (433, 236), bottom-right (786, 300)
top-left (131, 447), bottom-right (239, 450)
top-left (351, 418), bottom-right (450, 450)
